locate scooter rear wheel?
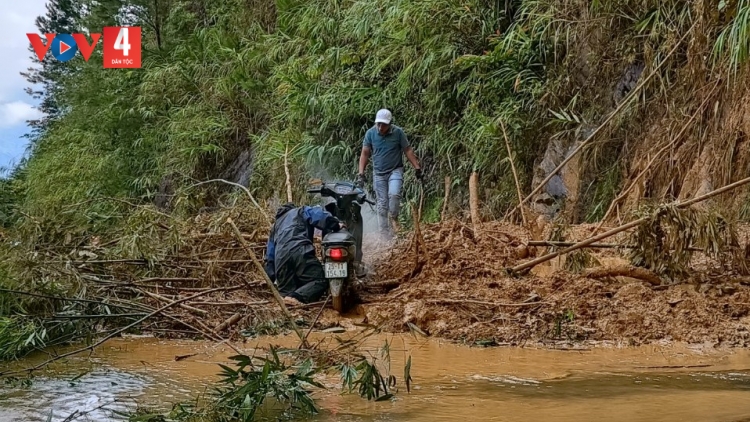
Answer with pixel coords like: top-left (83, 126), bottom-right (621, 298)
top-left (332, 294), bottom-right (344, 312)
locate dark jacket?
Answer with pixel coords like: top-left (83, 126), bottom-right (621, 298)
top-left (264, 204), bottom-right (340, 282)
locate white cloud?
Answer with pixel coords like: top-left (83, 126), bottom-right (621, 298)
top-left (0, 1), bottom-right (50, 169)
top-left (0, 101), bottom-right (43, 128)
top-left (0, 2), bottom-right (49, 103)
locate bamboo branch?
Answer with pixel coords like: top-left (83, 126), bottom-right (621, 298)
top-left (0, 286), bottom-right (232, 377)
top-left (527, 240), bottom-right (703, 251)
top-left (441, 176), bottom-right (451, 223)
top-left (504, 22), bottom-right (697, 220)
top-left (185, 179), bottom-right (269, 221)
top-left (284, 144), bottom-right (293, 203)
top-left (427, 299), bottom-right (546, 307)
top-left (226, 217), bottom-right (308, 347)
top-left (500, 121), bottom-right (527, 226)
top-left (139, 289), bottom-right (208, 315)
top-left (139, 277), bottom-right (200, 283)
top-left (45, 313), bottom-right (147, 319)
top-left (411, 203), bottom-right (421, 271)
top-left (0, 288), bottom-right (145, 312)
top-left (594, 82), bottom-right (720, 233)
top-left (299, 295), bottom-right (330, 349)
top-left (418, 184), bottom-right (428, 260)
top-left (160, 312), bottom-right (230, 345)
top-left (469, 171), bottom-right (480, 238)
top-left (215, 313), bottom-right (243, 332)
top-left (512, 175), bottom-right (750, 273)
top-left (582, 265), bottom-right (662, 286)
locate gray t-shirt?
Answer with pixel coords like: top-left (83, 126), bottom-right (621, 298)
top-left (363, 125), bottom-right (410, 175)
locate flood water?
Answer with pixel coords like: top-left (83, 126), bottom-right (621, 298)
top-left (3, 333), bottom-right (750, 421)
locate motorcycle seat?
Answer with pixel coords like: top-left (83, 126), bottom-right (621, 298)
top-left (322, 230), bottom-right (356, 246)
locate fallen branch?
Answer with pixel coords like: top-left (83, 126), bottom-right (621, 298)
top-left (635, 364), bottom-right (711, 369)
top-left (411, 200), bottom-right (427, 270)
top-left (185, 179), bottom-right (269, 222)
top-left (0, 286), bottom-right (232, 377)
top-left (139, 277), bottom-right (200, 283)
top-left (593, 82), bottom-right (720, 233)
top-left (46, 313), bottom-right (147, 319)
top-left (526, 240), bottom-right (703, 251)
top-left (512, 175), bottom-right (750, 273)
top-left (284, 144), bottom-right (293, 203)
top-left (160, 312), bottom-right (229, 345)
top-left (226, 217), bottom-right (308, 347)
top-left (528, 240), bottom-right (626, 248)
top-left (139, 289), bottom-right (208, 315)
top-left (0, 288), bottom-right (145, 313)
top-left (43, 259), bottom-right (148, 265)
top-left (175, 353), bottom-right (199, 361)
top-left (215, 313), bottom-right (243, 332)
top-left (363, 279), bottom-right (401, 291)
top-left (427, 299), bottom-right (546, 307)
top-left (193, 301), bottom-right (268, 306)
top-left (581, 265), bottom-right (663, 286)
top-left (513, 218), bottom-right (648, 273)
top-left (299, 295), bottom-right (330, 349)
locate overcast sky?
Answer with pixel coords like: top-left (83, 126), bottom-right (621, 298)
top-left (0, 1), bottom-right (49, 174)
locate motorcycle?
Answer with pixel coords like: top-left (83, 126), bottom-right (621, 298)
top-left (307, 180), bottom-right (375, 312)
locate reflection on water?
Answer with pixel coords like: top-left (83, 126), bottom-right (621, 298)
top-left (0, 370), bottom-right (147, 421)
top-left (308, 370), bottom-right (750, 422)
top-left (2, 335), bottom-right (750, 421)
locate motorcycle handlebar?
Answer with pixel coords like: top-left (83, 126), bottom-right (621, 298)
top-left (309, 182), bottom-right (375, 205)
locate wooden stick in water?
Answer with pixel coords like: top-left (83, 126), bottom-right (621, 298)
top-left (226, 218), bottom-right (308, 347)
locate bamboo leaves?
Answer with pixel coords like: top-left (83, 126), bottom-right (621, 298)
top-left (713, 0), bottom-right (750, 72)
top-left (628, 204), bottom-right (740, 278)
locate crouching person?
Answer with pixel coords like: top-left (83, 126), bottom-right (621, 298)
top-left (264, 202), bottom-right (344, 306)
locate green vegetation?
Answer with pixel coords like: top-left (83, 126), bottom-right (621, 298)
top-left (121, 331), bottom-right (413, 421)
top-left (6, 0), bottom-right (750, 235)
top-left (3, 0), bottom-right (750, 360)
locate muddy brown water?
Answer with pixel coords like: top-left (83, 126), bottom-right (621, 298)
top-left (2, 333), bottom-right (750, 422)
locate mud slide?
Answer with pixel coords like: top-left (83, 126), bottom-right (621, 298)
top-left (360, 220), bottom-right (750, 347)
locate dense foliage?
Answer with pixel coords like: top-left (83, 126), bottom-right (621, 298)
top-left (2, 0), bottom-right (750, 360)
top-left (5, 0), bottom-right (750, 234)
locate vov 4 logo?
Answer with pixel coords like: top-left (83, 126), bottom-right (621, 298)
top-left (27, 27), bottom-right (141, 69)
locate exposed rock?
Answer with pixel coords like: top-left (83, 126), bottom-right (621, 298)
top-left (219, 147), bottom-right (254, 188)
top-left (613, 62), bottom-right (645, 106)
top-left (530, 136), bottom-right (583, 218)
top-left (154, 173), bottom-right (176, 211)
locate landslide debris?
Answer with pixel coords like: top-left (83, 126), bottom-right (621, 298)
top-left (28, 203), bottom-right (750, 348)
top-left (363, 220), bottom-right (750, 347)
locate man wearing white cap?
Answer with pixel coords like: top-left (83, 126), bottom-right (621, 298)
top-left (357, 108), bottom-right (423, 236)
